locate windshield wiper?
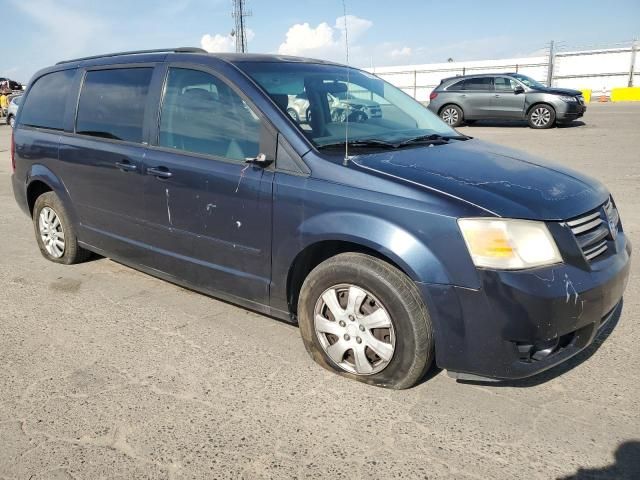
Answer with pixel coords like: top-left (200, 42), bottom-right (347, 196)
top-left (317, 139), bottom-right (397, 150)
top-left (396, 133), bottom-right (468, 147)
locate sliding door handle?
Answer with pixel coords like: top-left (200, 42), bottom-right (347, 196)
top-left (146, 166), bottom-right (173, 179)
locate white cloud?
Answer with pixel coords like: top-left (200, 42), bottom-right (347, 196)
top-left (201, 29), bottom-right (255, 53)
top-left (390, 46), bottom-right (412, 58)
top-left (278, 15), bottom-right (372, 59)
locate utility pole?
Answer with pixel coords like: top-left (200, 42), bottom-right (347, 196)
top-left (231, 0), bottom-right (251, 53)
top-left (629, 38), bottom-right (638, 87)
top-left (546, 40), bottom-right (555, 87)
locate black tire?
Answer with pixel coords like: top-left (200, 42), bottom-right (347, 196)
top-left (305, 108), bottom-right (312, 123)
top-left (286, 108), bottom-right (300, 123)
top-left (298, 252), bottom-right (434, 389)
top-left (33, 191), bottom-right (91, 265)
top-left (8, 115), bottom-right (15, 128)
top-left (527, 103), bottom-right (556, 129)
top-left (439, 104), bottom-right (464, 127)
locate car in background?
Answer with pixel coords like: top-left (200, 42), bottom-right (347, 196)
top-left (286, 91), bottom-right (382, 124)
top-left (6, 94), bottom-right (22, 127)
top-left (428, 73), bottom-right (586, 129)
top-left (0, 78), bottom-right (25, 91)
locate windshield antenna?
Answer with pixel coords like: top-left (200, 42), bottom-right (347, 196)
top-left (341, 0), bottom-right (350, 166)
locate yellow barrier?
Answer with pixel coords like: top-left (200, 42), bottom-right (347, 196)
top-left (580, 89), bottom-right (592, 103)
top-left (611, 87), bottom-right (640, 102)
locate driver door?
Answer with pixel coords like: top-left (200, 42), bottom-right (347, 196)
top-left (141, 66), bottom-right (276, 304)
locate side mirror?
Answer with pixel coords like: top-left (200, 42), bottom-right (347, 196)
top-left (514, 85), bottom-right (525, 95)
top-left (245, 152), bottom-right (273, 167)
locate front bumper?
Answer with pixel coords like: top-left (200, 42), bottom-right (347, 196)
top-left (419, 231), bottom-right (631, 380)
top-left (557, 100), bottom-right (587, 121)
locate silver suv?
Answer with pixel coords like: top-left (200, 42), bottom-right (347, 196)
top-left (427, 73), bottom-right (586, 129)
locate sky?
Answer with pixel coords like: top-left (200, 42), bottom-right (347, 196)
top-left (3, 0), bottom-right (639, 83)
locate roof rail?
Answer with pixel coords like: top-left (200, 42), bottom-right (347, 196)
top-left (56, 47), bottom-right (207, 65)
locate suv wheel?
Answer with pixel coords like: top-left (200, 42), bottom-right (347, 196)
top-left (439, 105), bottom-right (463, 127)
top-left (286, 108), bottom-right (300, 123)
top-left (297, 253), bottom-right (434, 389)
top-left (33, 192), bottom-right (91, 264)
top-left (528, 104), bottom-right (555, 129)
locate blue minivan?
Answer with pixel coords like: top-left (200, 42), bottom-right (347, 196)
top-left (11, 48), bottom-right (631, 388)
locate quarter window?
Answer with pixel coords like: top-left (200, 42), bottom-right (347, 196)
top-left (158, 68), bottom-right (260, 161)
top-left (76, 68), bottom-right (153, 143)
top-left (464, 77), bottom-right (493, 90)
top-left (448, 79), bottom-right (466, 91)
top-left (19, 69), bottom-right (75, 130)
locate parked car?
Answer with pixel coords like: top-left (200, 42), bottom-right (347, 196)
top-left (0, 77), bottom-right (25, 91)
top-left (286, 91), bottom-right (382, 124)
top-left (6, 94), bottom-right (22, 127)
top-left (428, 73), bottom-right (587, 128)
top-left (11, 49), bottom-right (630, 389)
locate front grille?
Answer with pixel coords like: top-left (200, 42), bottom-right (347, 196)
top-left (566, 198), bottom-right (619, 262)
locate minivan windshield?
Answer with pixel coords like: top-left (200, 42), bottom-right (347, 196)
top-left (239, 62), bottom-right (460, 149)
top-left (511, 74), bottom-right (546, 89)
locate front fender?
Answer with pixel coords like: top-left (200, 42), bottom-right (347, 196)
top-left (295, 212), bottom-right (451, 284)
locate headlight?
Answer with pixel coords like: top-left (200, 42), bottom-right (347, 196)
top-left (458, 218), bottom-right (562, 270)
top-left (559, 96), bottom-right (577, 103)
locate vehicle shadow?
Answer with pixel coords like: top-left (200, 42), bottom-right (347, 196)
top-left (457, 300), bottom-right (623, 388)
top-left (557, 441), bottom-right (640, 480)
top-left (460, 120), bottom-right (586, 129)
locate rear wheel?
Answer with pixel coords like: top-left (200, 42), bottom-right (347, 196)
top-left (528, 104), bottom-right (555, 129)
top-left (8, 115), bottom-right (15, 128)
top-left (439, 104), bottom-right (463, 127)
top-left (298, 253), bottom-right (434, 389)
top-left (33, 192), bottom-right (90, 265)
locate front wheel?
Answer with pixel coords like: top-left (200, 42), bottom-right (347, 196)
top-left (8, 115), bottom-right (15, 128)
top-left (439, 104), bottom-right (463, 127)
top-left (528, 104), bottom-right (556, 129)
top-left (298, 253), bottom-right (434, 389)
top-left (286, 108), bottom-right (300, 123)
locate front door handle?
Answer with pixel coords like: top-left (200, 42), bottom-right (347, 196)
top-left (115, 160), bottom-right (137, 172)
top-left (146, 166), bottom-right (173, 179)
top-left (495, 94), bottom-right (501, 97)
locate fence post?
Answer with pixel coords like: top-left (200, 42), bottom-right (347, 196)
top-left (413, 70), bottom-right (417, 99)
top-left (629, 39), bottom-right (638, 87)
top-left (546, 40), bottom-right (555, 87)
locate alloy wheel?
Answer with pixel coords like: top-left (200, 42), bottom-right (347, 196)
top-left (441, 107), bottom-right (459, 125)
top-left (531, 107), bottom-right (551, 127)
top-left (38, 206), bottom-right (65, 258)
top-left (314, 284), bottom-right (396, 375)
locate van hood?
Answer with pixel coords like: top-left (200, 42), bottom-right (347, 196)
top-left (350, 139), bottom-right (608, 220)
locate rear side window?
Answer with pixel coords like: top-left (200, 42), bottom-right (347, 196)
top-left (464, 77), bottom-right (493, 90)
top-left (447, 79), bottom-right (466, 91)
top-left (158, 68), bottom-right (261, 162)
top-left (76, 68), bottom-right (153, 143)
top-left (19, 69), bottom-right (75, 130)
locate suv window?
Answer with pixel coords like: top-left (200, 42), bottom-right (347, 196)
top-left (19, 69), bottom-right (75, 130)
top-left (447, 79), bottom-right (466, 91)
top-left (494, 77), bottom-right (517, 91)
top-left (76, 68), bottom-right (153, 143)
top-left (464, 77), bottom-right (493, 90)
top-left (159, 68), bottom-right (260, 161)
